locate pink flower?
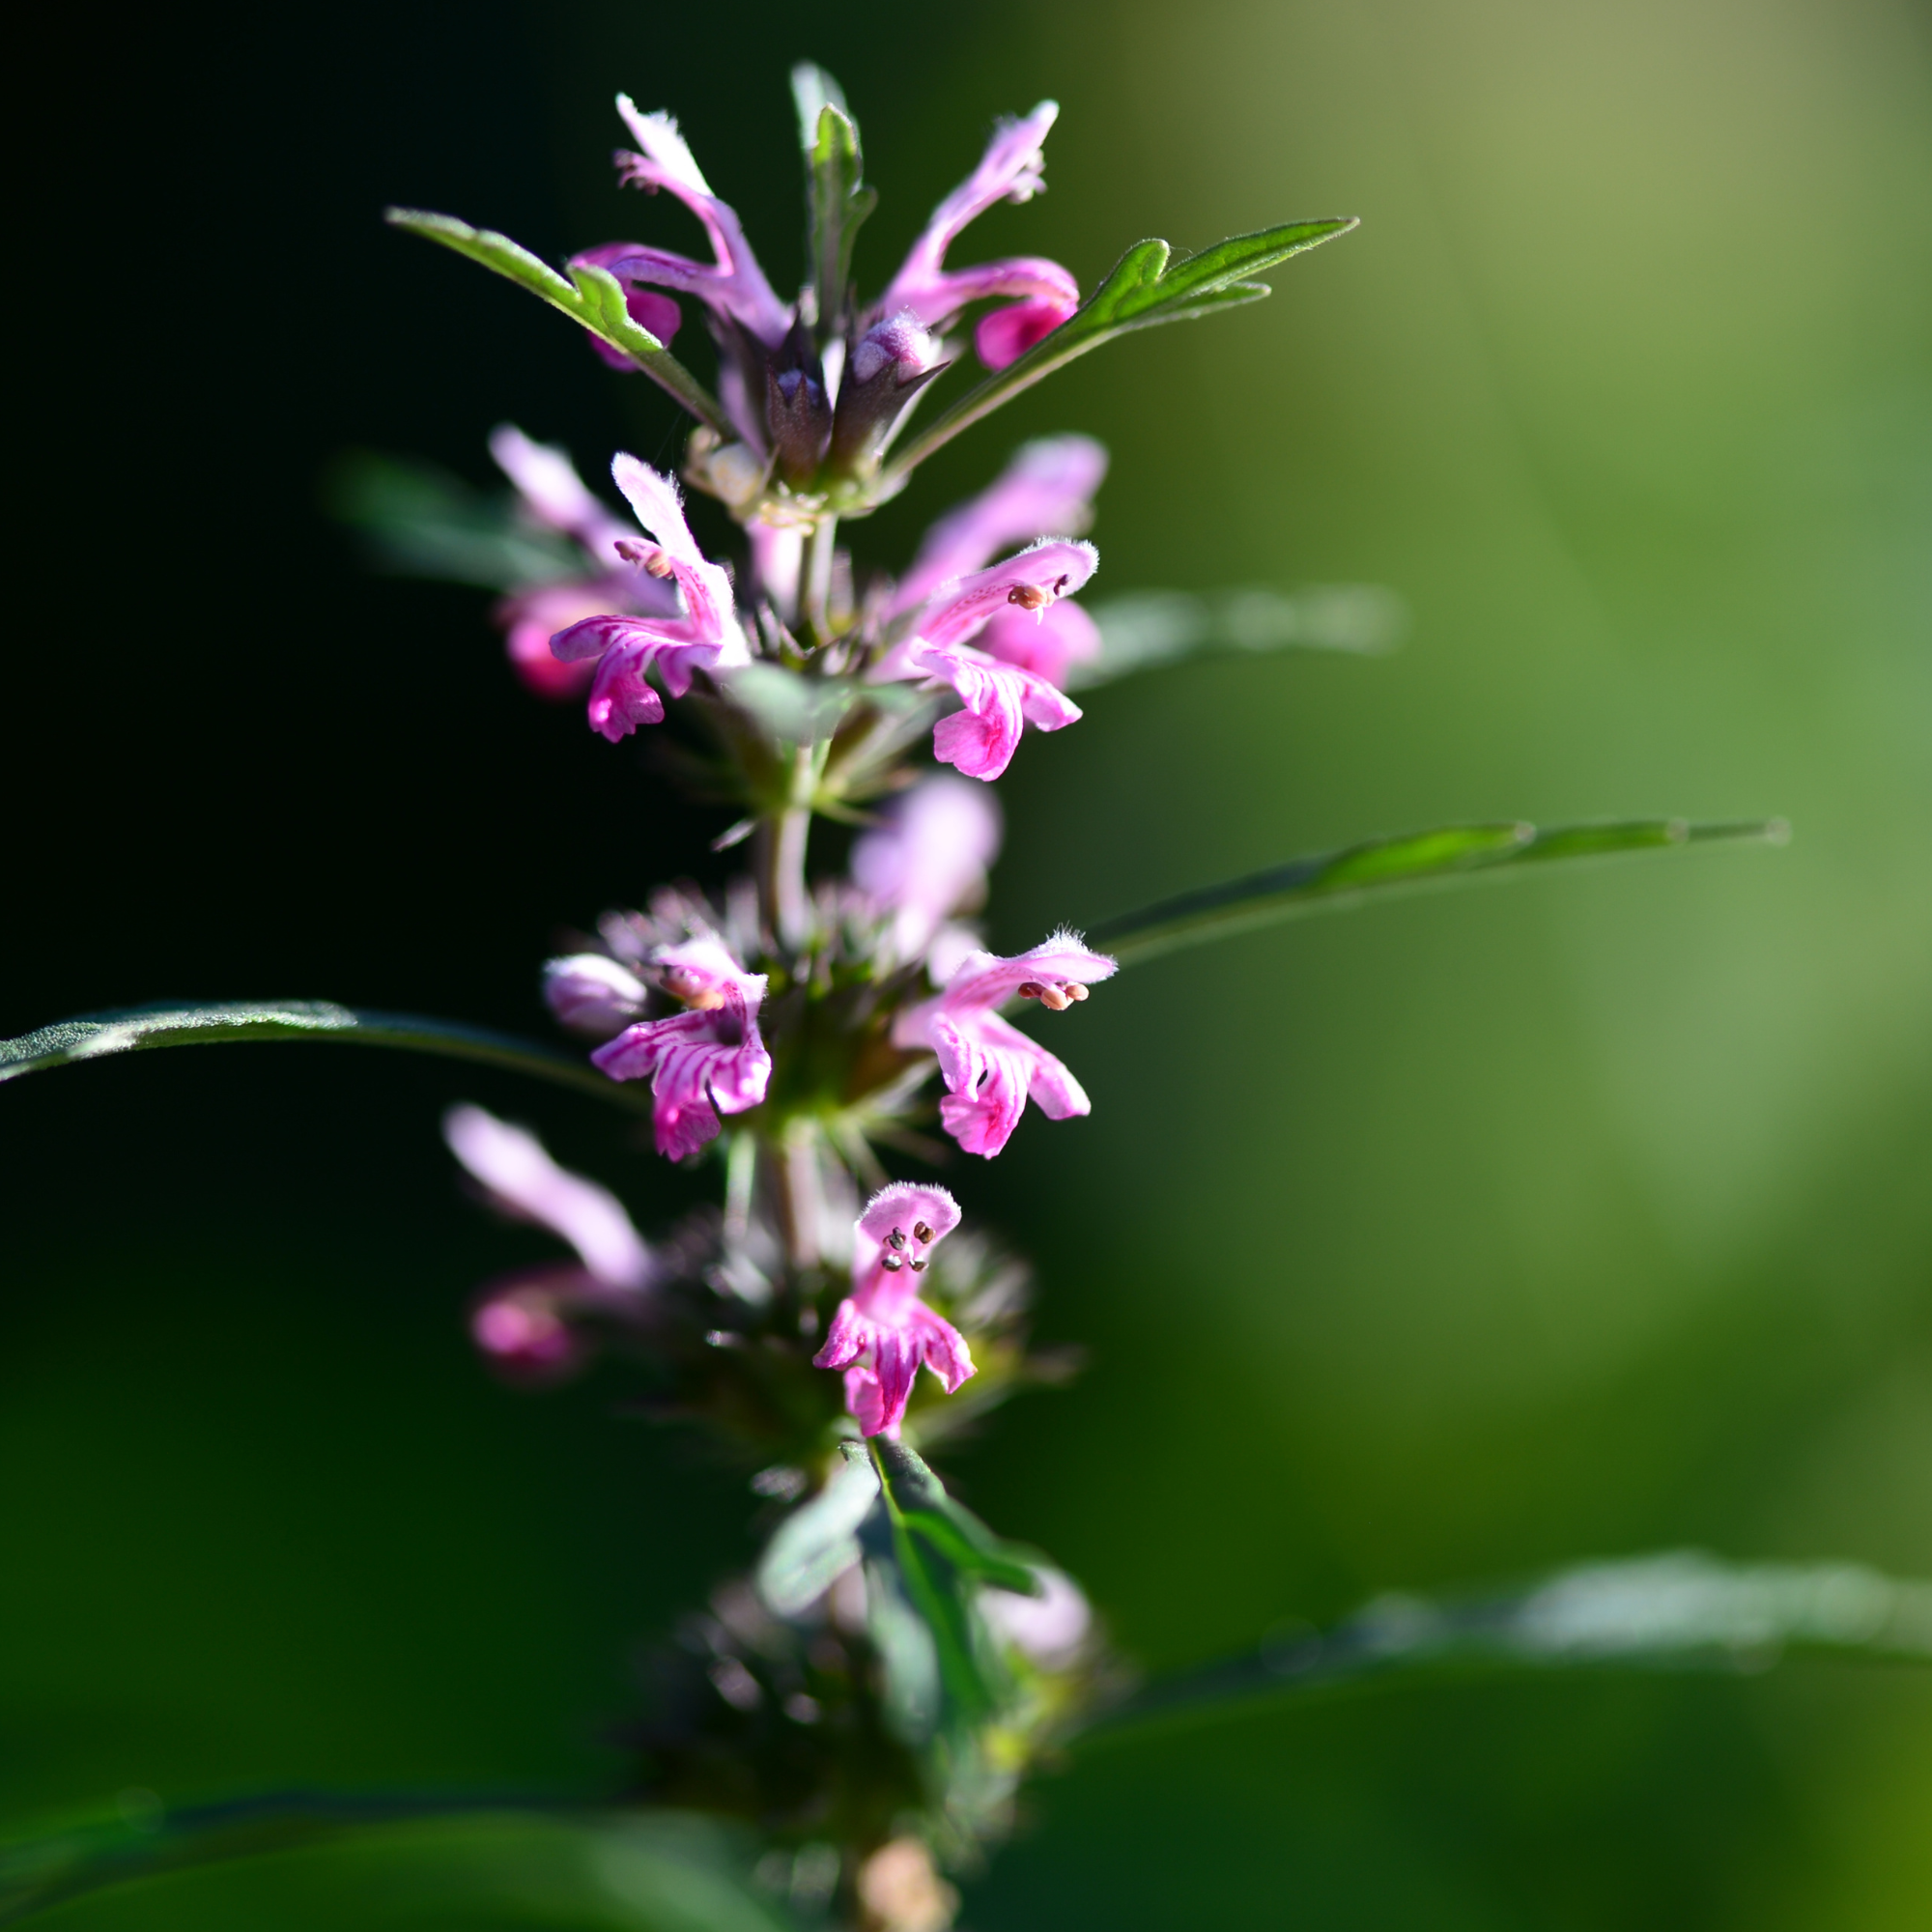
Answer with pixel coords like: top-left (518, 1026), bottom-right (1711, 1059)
top-left (813, 1182), bottom-right (975, 1437)
top-left (891, 436), bottom-right (1108, 616)
top-left (849, 774), bottom-right (1003, 975)
top-left (443, 1103), bottom-right (652, 1377)
top-left (542, 952), bottom-right (648, 1037)
top-left (894, 933), bottom-right (1117, 1157)
top-left (575, 99), bottom-right (790, 350)
top-left (976, 598), bottom-right (1101, 690)
top-left (589, 935), bottom-right (772, 1159)
top-left (484, 426), bottom-right (682, 700)
top-left (874, 540), bottom-right (1097, 781)
top-left (549, 456), bottom-right (750, 742)
top-left (876, 103), bottom-right (1079, 370)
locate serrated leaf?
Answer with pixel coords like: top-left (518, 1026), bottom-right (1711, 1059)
top-left (1092, 818), bottom-right (1788, 967)
top-left (882, 217), bottom-right (1356, 485)
top-left (792, 64), bottom-right (875, 323)
top-left (754, 1450), bottom-right (881, 1618)
top-left (384, 209), bottom-right (727, 434)
top-left (0, 1002), bottom-right (650, 1113)
top-left (1071, 583), bottom-right (1407, 689)
top-left (1098, 1550), bottom-right (1932, 1740)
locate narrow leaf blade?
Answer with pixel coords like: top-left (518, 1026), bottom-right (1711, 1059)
top-left (386, 209), bottom-right (727, 434)
top-left (1094, 818), bottom-right (1788, 966)
top-left (1095, 1549), bottom-right (1932, 1740)
top-left (0, 1002), bottom-right (650, 1113)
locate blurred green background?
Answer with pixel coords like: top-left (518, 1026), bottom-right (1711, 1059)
top-left (6, 0), bottom-right (1930, 1923)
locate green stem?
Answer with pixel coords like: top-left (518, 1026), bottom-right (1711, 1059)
top-left (803, 515), bottom-right (838, 645)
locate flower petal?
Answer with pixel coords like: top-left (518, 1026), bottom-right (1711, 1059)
top-left (442, 1104), bottom-right (650, 1287)
top-left (893, 436), bottom-right (1108, 614)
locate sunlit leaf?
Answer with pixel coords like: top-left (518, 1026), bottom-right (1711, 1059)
top-left (882, 218), bottom-right (1356, 485)
top-left (1094, 1550), bottom-right (1932, 1741)
top-left (1094, 818), bottom-right (1789, 967)
top-left (792, 65), bottom-right (876, 322)
top-left (1071, 583), bottom-right (1408, 689)
top-left (0, 1002), bottom-right (649, 1113)
top-left (857, 1438), bottom-right (1043, 1745)
top-left (384, 209), bottom-right (728, 435)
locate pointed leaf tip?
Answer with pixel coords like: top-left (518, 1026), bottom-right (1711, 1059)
top-left (1095, 817), bottom-right (1787, 966)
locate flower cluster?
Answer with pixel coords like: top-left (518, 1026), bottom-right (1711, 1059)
top-left (378, 64), bottom-right (1353, 1918)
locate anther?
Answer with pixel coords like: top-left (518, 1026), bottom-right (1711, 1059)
top-left (1036, 985), bottom-right (1071, 1011)
top-left (913, 1221), bottom-right (934, 1244)
top-left (1016, 981), bottom-right (1045, 1000)
top-left (1007, 582), bottom-right (1050, 611)
top-left (886, 1228), bottom-right (906, 1250)
top-left (908, 1258), bottom-right (926, 1272)
top-left (1066, 982), bottom-right (1089, 1002)
top-left (643, 551), bottom-right (676, 579)
top-left (881, 1253), bottom-right (905, 1273)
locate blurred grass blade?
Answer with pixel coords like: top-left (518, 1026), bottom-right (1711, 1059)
top-left (0, 1003), bottom-right (649, 1114)
top-left (1094, 818), bottom-right (1789, 966)
top-left (0, 1797), bottom-right (794, 1926)
top-left (384, 209), bottom-right (727, 435)
top-left (1070, 583), bottom-right (1408, 689)
top-left (882, 219), bottom-right (1355, 487)
top-left (1096, 1551), bottom-right (1932, 1744)
top-left (326, 450), bottom-right (583, 590)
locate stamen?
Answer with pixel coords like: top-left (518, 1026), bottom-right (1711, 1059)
top-left (644, 552), bottom-right (676, 579)
top-left (887, 1228), bottom-right (906, 1250)
top-left (881, 1253), bottom-right (905, 1273)
top-left (1065, 982), bottom-right (1089, 1002)
top-left (1036, 985), bottom-right (1071, 1011)
top-left (1016, 981), bottom-right (1045, 1000)
top-left (913, 1221), bottom-right (934, 1243)
top-left (1007, 582), bottom-right (1050, 611)
top-left (908, 1258), bottom-right (926, 1272)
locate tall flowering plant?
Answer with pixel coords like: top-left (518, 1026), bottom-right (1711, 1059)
top-left (11, 66), bottom-right (1869, 1932)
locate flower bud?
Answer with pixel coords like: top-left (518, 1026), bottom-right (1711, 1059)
top-left (764, 315), bottom-right (834, 483)
top-left (829, 310), bottom-right (947, 473)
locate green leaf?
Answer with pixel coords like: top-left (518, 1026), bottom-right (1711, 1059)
top-left (384, 209), bottom-right (728, 435)
top-left (1093, 1550), bottom-right (1932, 1742)
top-left (860, 1438), bottom-right (1044, 1744)
top-left (0, 1799), bottom-right (794, 1927)
top-left (791, 64), bottom-right (876, 323)
top-left (881, 218), bottom-right (1356, 487)
top-left (1070, 583), bottom-right (1408, 689)
top-left (1092, 818), bottom-right (1789, 967)
top-left (0, 1002), bottom-right (652, 1114)
top-left (325, 451), bottom-right (583, 591)
top-left (754, 1449), bottom-right (881, 1618)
